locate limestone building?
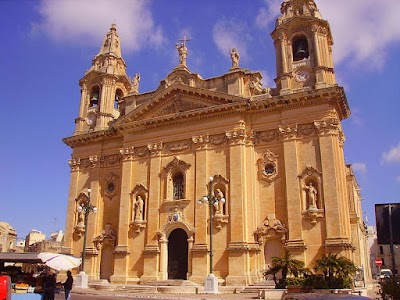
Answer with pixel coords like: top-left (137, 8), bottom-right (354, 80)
top-left (63, 0), bottom-right (370, 285)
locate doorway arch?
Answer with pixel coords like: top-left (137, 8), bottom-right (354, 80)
top-left (168, 228), bottom-right (188, 279)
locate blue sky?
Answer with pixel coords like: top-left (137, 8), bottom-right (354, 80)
top-left (1, 0), bottom-right (399, 240)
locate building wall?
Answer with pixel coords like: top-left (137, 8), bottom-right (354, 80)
top-left (62, 0), bottom-right (370, 286)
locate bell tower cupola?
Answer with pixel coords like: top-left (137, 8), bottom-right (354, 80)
top-left (74, 23), bottom-right (132, 134)
top-left (272, 0), bottom-right (336, 95)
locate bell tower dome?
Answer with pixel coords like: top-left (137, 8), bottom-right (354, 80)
top-left (272, 0), bottom-right (336, 95)
top-left (74, 23), bottom-right (132, 134)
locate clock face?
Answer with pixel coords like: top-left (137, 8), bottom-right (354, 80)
top-left (295, 70), bottom-right (310, 82)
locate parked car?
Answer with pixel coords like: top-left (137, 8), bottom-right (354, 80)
top-left (379, 268), bottom-right (393, 279)
top-left (281, 293), bottom-right (371, 300)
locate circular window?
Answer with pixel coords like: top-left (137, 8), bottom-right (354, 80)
top-left (106, 182), bottom-right (115, 194)
top-left (264, 163), bottom-right (275, 175)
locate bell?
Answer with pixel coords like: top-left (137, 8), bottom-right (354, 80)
top-left (90, 94), bottom-right (99, 106)
top-left (294, 40), bottom-right (308, 61)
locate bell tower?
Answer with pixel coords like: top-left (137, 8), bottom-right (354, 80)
top-left (74, 23), bottom-right (132, 134)
top-left (272, 0), bottom-right (336, 95)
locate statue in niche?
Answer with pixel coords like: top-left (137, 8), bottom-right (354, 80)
top-left (134, 195), bottom-right (144, 221)
top-left (77, 203), bottom-right (84, 225)
top-left (304, 182), bottom-right (318, 209)
top-left (230, 48), bottom-right (240, 69)
top-left (215, 189), bottom-right (225, 215)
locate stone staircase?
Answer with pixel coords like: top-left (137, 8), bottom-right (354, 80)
top-left (241, 280), bottom-right (276, 293)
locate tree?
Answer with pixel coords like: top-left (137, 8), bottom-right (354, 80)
top-left (270, 250), bottom-right (305, 281)
top-left (314, 253), bottom-right (358, 289)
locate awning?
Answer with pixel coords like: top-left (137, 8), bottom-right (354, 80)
top-left (0, 252), bottom-right (42, 264)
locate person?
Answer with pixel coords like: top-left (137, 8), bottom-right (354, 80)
top-left (134, 195), bottom-right (144, 221)
top-left (230, 48), bottom-right (240, 69)
top-left (43, 273), bottom-right (56, 300)
top-left (62, 271), bottom-right (73, 300)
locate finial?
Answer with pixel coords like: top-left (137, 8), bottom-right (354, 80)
top-left (110, 22), bottom-right (117, 31)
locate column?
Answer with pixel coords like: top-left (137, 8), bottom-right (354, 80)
top-left (62, 159), bottom-right (81, 254)
top-left (74, 82), bottom-right (88, 134)
top-left (110, 148), bottom-right (134, 284)
top-left (85, 155), bottom-right (101, 280)
top-left (280, 125), bottom-right (305, 250)
top-left (225, 129), bottom-right (251, 286)
top-left (190, 135), bottom-right (209, 283)
top-left (315, 120), bottom-right (348, 249)
top-left (141, 143), bottom-right (162, 282)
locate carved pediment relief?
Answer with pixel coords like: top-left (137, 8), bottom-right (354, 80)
top-left (117, 85), bottom-right (243, 126)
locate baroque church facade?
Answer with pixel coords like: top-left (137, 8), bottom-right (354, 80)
top-left (63, 0), bottom-right (371, 285)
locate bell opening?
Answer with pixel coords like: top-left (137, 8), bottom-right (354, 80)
top-left (292, 37), bottom-right (309, 61)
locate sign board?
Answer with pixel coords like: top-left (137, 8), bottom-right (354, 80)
top-left (375, 258), bottom-right (383, 266)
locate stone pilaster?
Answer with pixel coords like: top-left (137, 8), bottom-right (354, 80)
top-left (225, 127), bottom-right (251, 285)
top-left (279, 124), bottom-right (306, 251)
top-left (141, 142), bottom-right (163, 282)
top-left (315, 119), bottom-right (351, 251)
top-left (110, 149), bottom-right (133, 284)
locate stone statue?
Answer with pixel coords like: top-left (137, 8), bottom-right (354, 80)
top-left (230, 48), bottom-right (240, 69)
top-left (215, 188), bottom-right (225, 215)
top-left (134, 195), bottom-right (144, 221)
top-left (305, 182), bottom-right (317, 208)
top-left (176, 42), bottom-right (188, 66)
top-left (131, 73), bottom-right (140, 94)
top-left (77, 204), bottom-right (84, 225)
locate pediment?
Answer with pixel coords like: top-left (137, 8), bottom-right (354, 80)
top-left (117, 84), bottom-right (246, 126)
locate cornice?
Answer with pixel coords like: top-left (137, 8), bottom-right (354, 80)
top-left (62, 129), bottom-right (120, 147)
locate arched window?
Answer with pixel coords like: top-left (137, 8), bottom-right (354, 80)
top-left (114, 89), bottom-right (123, 109)
top-left (292, 36), bottom-right (309, 61)
top-left (90, 86), bottom-right (100, 107)
top-left (173, 172), bottom-right (184, 200)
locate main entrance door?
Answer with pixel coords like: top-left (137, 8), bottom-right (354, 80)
top-left (168, 228), bottom-right (188, 279)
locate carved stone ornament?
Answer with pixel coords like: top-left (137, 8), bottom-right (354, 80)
top-left (314, 118), bottom-right (341, 136)
top-left (104, 172), bottom-right (118, 199)
top-left (254, 218), bottom-right (287, 244)
top-left (259, 150), bottom-right (279, 183)
top-left (94, 224), bottom-right (117, 250)
top-left (212, 214), bottom-right (229, 230)
top-left (278, 124), bottom-right (298, 141)
top-left (167, 206), bottom-right (184, 223)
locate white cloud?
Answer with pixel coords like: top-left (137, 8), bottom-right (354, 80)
top-left (255, 0), bottom-right (281, 29)
top-left (352, 162), bottom-right (367, 174)
top-left (382, 143), bottom-right (400, 163)
top-left (256, 0), bottom-right (400, 69)
top-left (32, 0), bottom-right (165, 52)
top-left (212, 18), bottom-right (252, 63)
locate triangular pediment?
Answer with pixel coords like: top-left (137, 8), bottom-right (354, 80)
top-left (116, 84), bottom-right (246, 126)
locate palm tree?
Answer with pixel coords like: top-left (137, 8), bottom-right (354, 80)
top-left (314, 253), bottom-right (340, 282)
top-left (270, 250), bottom-right (305, 281)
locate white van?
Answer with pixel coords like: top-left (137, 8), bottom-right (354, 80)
top-left (379, 269), bottom-right (393, 279)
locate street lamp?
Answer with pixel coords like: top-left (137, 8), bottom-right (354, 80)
top-left (76, 188), bottom-right (97, 288)
top-left (197, 176), bottom-right (225, 294)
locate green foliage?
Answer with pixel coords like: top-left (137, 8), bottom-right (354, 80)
top-left (285, 277), bottom-right (305, 286)
top-left (379, 279), bottom-right (400, 300)
top-left (313, 253), bottom-right (357, 289)
top-left (303, 274), bottom-right (328, 289)
top-left (269, 250), bottom-right (305, 281)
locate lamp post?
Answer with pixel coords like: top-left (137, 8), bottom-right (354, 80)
top-left (197, 176), bottom-right (225, 294)
top-left (76, 188), bottom-right (97, 288)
